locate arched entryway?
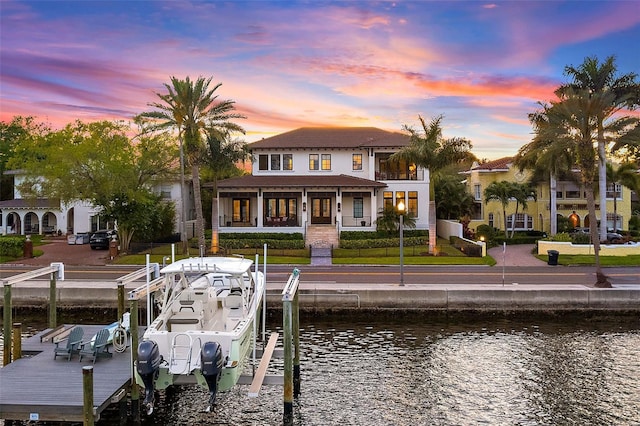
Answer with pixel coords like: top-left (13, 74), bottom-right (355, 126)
top-left (6, 212), bottom-right (21, 234)
top-left (568, 211), bottom-right (580, 228)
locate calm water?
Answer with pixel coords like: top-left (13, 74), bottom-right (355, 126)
top-left (2, 313), bottom-right (640, 425)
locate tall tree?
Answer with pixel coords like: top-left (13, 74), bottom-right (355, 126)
top-left (557, 56), bottom-right (640, 242)
top-left (136, 76), bottom-right (245, 254)
top-left (509, 182), bottom-right (538, 238)
top-left (391, 115), bottom-right (472, 254)
top-left (534, 89), bottom-right (620, 287)
top-left (605, 162), bottom-right (640, 232)
top-left (434, 174), bottom-right (474, 220)
top-left (7, 120), bottom-right (177, 251)
top-left (484, 180), bottom-right (514, 238)
top-left (516, 107), bottom-right (577, 235)
top-left (202, 131), bottom-right (251, 253)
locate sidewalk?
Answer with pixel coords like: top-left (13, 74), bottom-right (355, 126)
top-left (487, 244), bottom-right (546, 267)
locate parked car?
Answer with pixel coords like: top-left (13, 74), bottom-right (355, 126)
top-left (606, 232), bottom-right (624, 244)
top-left (89, 230), bottom-right (117, 250)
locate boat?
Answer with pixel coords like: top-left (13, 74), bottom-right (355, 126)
top-left (134, 255), bottom-right (265, 414)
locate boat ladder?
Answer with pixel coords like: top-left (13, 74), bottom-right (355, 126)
top-left (169, 334), bottom-right (199, 375)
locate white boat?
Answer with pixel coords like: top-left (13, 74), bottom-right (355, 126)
top-left (135, 256), bottom-right (265, 414)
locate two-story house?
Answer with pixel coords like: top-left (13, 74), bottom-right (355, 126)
top-left (464, 157), bottom-right (632, 235)
top-left (0, 170), bottom-right (194, 238)
top-left (215, 127), bottom-right (430, 246)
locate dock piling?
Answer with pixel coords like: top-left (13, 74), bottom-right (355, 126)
top-left (83, 366), bottom-right (95, 426)
top-left (3, 283), bottom-right (11, 366)
top-left (49, 271), bottom-right (57, 329)
top-left (130, 299), bottom-right (141, 423)
top-left (12, 323), bottom-right (22, 361)
top-left (282, 268), bottom-right (301, 426)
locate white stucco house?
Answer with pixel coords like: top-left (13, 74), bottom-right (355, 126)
top-left (213, 127), bottom-right (431, 246)
top-left (0, 170), bottom-right (193, 237)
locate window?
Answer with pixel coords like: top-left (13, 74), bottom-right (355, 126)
top-left (474, 184), bottom-right (481, 201)
top-left (353, 198), bottom-right (363, 218)
top-left (507, 213), bottom-right (533, 230)
top-left (270, 154), bottom-right (281, 170)
top-left (395, 191), bottom-right (406, 210)
top-left (488, 213), bottom-right (494, 228)
top-left (309, 154), bottom-right (319, 170)
top-left (352, 154), bottom-right (362, 171)
top-left (383, 191), bottom-right (393, 209)
top-left (321, 154), bottom-right (331, 170)
top-left (606, 183), bottom-right (622, 199)
top-left (408, 191), bottom-right (418, 216)
top-left (259, 155), bottom-right (268, 170)
top-left (283, 154), bottom-right (293, 170)
top-left (565, 190), bottom-right (581, 199)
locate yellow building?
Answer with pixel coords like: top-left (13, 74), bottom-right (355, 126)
top-left (464, 157), bottom-right (633, 235)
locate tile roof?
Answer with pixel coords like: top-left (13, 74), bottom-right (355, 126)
top-left (214, 174), bottom-right (386, 189)
top-left (248, 127), bottom-right (409, 150)
top-left (471, 157), bottom-right (514, 171)
top-left (0, 198), bottom-right (60, 209)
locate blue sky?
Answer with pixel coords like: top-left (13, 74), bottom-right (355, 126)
top-left (1, 1), bottom-right (639, 159)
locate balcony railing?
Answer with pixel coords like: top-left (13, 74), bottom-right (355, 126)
top-left (341, 216), bottom-right (372, 227)
top-left (375, 169), bottom-right (423, 181)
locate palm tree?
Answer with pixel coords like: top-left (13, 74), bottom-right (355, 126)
top-left (605, 162), bottom-right (640, 232)
top-left (376, 204), bottom-right (416, 234)
top-left (136, 76), bottom-right (245, 253)
top-left (515, 106), bottom-right (576, 235)
top-left (536, 88), bottom-right (615, 287)
top-left (204, 131), bottom-right (251, 253)
top-left (434, 174), bottom-right (474, 220)
top-left (557, 56), bottom-right (640, 242)
top-left (391, 115), bottom-right (472, 254)
top-left (509, 182), bottom-right (537, 238)
top-left (484, 180), bottom-right (514, 238)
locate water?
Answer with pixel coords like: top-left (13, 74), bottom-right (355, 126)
top-left (2, 313), bottom-right (640, 425)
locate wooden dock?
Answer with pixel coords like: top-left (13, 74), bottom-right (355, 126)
top-left (0, 324), bottom-right (133, 423)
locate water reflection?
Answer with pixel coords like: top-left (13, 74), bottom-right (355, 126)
top-left (2, 314), bottom-right (639, 425)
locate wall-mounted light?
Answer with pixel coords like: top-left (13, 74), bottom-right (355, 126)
top-left (337, 202), bottom-right (341, 212)
top-left (303, 202), bottom-right (307, 212)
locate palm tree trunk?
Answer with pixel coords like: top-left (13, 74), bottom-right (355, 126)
top-left (613, 194), bottom-right (618, 232)
top-left (428, 201), bottom-right (436, 254)
top-left (598, 122), bottom-right (607, 241)
top-left (191, 164), bottom-right (206, 254)
top-left (502, 209), bottom-right (508, 238)
top-left (179, 136), bottom-right (188, 254)
top-left (210, 178), bottom-right (220, 254)
top-left (550, 173), bottom-right (557, 235)
top-left (586, 183), bottom-right (611, 287)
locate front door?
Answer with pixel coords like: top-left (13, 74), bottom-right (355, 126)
top-left (311, 197), bottom-right (332, 224)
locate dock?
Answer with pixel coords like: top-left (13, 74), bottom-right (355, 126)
top-left (0, 324), bottom-right (133, 423)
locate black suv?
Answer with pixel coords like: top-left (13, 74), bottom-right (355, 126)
top-left (90, 230), bottom-right (117, 250)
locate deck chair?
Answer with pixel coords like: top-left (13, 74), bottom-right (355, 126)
top-left (79, 328), bottom-right (112, 364)
top-left (53, 326), bottom-right (84, 361)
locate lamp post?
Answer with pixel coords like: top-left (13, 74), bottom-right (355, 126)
top-left (398, 200), bottom-right (405, 286)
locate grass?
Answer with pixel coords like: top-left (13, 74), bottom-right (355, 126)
top-left (535, 254), bottom-right (640, 267)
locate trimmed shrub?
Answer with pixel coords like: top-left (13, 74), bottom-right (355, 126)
top-left (449, 236), bottom-right (483, 257)
top-left (0, 236), bottom-right (26, 257)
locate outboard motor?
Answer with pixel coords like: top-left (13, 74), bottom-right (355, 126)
top-left (137, 340), bottom-right (161, 415)
top-left (201, 341), bottom-right (224, 412)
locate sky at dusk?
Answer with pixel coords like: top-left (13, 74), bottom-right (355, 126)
top-left (1, 1), bottom-right (639, 159)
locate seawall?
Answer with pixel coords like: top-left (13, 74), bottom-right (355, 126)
top-left (2, 280), bottom-right (639, 312)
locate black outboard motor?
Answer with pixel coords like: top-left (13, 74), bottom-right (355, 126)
top-left (137, 340), bottom-right (161, 414)
top-left (201, 341), bottom-right (224, 412)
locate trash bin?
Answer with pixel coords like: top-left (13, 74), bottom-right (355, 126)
top-left (547, 250), bottom-right (559, 266)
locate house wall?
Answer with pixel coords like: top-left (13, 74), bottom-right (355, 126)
top-left (466, 164), bottom-right (632, 235)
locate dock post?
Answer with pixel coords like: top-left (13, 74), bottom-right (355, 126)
top-left (293, 290), bottom-right (300, 398)
top-left (281, 268), bottom-right (300, 426)
top-left (83, 366), bottom-right (95, 426)
top-left (283, 295), bottom-right (293, 426)
top-left (12, 323), bottom-right (22, 361)
top-left (117, 283), bottom-right (125, 321)
top-left (130, 299), bottom-right (141, 423)
top-left (49, 271), bottom-right (57, 329)
top-left (3, 283), bottom-right (11, 366)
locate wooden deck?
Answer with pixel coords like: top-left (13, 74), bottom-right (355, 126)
top-left (0, 324), bottom-right (133, 422)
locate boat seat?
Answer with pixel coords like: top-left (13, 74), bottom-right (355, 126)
top-left (224, 292), bottom-right (243, 310)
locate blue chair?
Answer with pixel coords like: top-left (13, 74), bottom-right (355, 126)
top-left (53, 326), bottom-right (84, 361)
top-left (79, 328), bottom-right (112, 364)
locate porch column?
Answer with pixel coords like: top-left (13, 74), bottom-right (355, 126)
top-left (370, 191), bottom-right (377, 227)
top-left (257, 191), bottom-right (264, 227)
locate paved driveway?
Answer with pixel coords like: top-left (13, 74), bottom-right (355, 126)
top-left (14, 237), bottom-right (110, 266)
top-left (487, 244), bottom-right (547, 267)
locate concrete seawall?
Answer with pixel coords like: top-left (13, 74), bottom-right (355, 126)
top-left (3, 280), bottom-right (640, 312)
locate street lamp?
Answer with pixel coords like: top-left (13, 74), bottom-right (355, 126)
top-left (397, 200), bottom-right (405, 286)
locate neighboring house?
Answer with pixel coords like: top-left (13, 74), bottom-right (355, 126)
top-left (0, 170), bottom-right (194, 237)
top-left (463, 157), bottom-right (632, 235)
top-left (214, 127), bottom-right (430, 247)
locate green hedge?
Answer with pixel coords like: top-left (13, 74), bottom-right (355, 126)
top-left (0, 236), bottom-right (26, 257)
top-left (219, 232), bottom-right (305, 250)
top-left (339, 236), bottom-right (428, 249)
top-left (340, 230), bottom-right (428, 240)
top-left (449, 236), bottom-right (483, 257)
